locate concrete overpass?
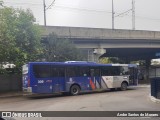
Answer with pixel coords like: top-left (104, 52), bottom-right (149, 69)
top-left (41, 26), bottom-right (160, 62)
top-left (42, 26), bottom-right (160, 48)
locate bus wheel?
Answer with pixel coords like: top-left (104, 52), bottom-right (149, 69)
top-left (121, 82), bottom-right (127, 91)
top-left (70, 85), bottom-right (80, 96)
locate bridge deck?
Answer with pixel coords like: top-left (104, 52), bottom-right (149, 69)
top-left (41, 26), bottom-right (160, 40)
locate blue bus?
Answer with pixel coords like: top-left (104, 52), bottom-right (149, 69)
top-left (22, 61), bottom-right (138, 95)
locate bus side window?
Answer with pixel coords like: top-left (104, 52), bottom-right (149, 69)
top-left (120, 66), bottom-right (129, 75)
top-left (90, 68), bottom-right (100, 77)
top-left (101, 67), bottom-right (109, 76)
top-left (66, 67), bottom-right (77, 77)
top-left (79, 67), bottom-right (90, 77)
top-left (58, 68), bottom-right (65, 77)
top-left (101, 66), bottom-right (120, 76)
top-left (50, 67), bottom-right (58, 77)
top-left (33, 65), bottom-right (51, 78)
top-left (50, 67), bottom-right (65, 77)
top-left (90, 69), bottom-right (94, 77)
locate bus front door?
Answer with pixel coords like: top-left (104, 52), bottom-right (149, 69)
top-left (52, 68), bottom-right (65, 93)
top-left (129, 67), bottom-right (138, 85)
top-left (52, 78), bottom-right (60, 93)
top-left (52, 77), bottom-right (65, 93)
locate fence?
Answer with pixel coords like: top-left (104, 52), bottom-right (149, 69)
top-left (138, 66), bottom-right (160, 84)
top-left (0, 75), bottom-right (22, 92)
top-left (151, 77), bottom-right (160, 99)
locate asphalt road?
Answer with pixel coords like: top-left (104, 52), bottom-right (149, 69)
top-left (0, 85), bottom-right (160, 120)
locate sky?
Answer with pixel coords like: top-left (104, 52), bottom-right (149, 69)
top-left (2, 0), bottom-right (160, 31)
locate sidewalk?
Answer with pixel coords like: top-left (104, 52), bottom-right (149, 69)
top-left (0, 91), bottom-right (23, 98)
top-left (138, 84), bottom-right (160, 103)
top-left (137, 84), bottom-right (160, 103)
top-left (150, 95), bottom-right (160, 103)
top-left (137, 84), bottom-right (150, 87)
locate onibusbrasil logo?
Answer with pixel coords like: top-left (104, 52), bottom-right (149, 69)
top-left (1, 112), bottom-right (42, 118)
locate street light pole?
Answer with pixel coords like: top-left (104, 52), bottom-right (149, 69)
top-left (0, 0), bottom-right (3, 7)
top-left (43, 0), bottom-right (46, 26)
top-left (132, 0), bottom-right (135, 30)
top-left (112, 0), bottom-right (114, 29)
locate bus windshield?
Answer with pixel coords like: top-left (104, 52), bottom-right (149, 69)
top-left (22, 64), bottom-right (28, 75)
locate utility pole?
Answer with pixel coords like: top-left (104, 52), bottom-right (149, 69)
top-left (0, 0), bottom-right (3, 7)
top-left (132, 0), bottom-right (135, 30)
top-left (112, 0), bottom-right (115, 29)
top-left (43, 0), bottom-right (46, 26)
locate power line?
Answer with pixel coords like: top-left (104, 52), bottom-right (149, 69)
top-left (43, 0), bottom-right (56, 26)
top-left (46, 0), bottom-right (55, 10)
top-left (4, 2), bottom-right (42, 6)
top-left (54, 5), bottom-right (112, 13)
top-left (3, 1), bottom-right (160, 22)
top-left (136, 16), bottom-right (160, 21)
top-left (116, 14), bottom-right (160, 22)
top-left (115, 9), bottom-right (132, 17)
top-left (4, 1), bottom-right (112, 13)
top-left (114, 0), bottom-right (135, 30)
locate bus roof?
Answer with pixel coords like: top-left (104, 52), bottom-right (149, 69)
top-left (28, 62), bottom-right (108, 67)
top-left (27, 62), bottom-right (137, 67)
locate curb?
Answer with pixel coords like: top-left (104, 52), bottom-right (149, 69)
top-left (149, 95), bottom-right (160, 103)
top-left (137, 85), bottom-right (150, 87)
top-left (0, 93), bottom-right (23, 98)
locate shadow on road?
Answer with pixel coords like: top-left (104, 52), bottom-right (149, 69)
top-left (26, 87), bottom-right (138, 100)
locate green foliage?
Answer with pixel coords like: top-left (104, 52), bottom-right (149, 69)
top-left (99, 57), bottom-right (124, 64)
top-left (0, 7), bottom-right (42, 73)
top-left (131, 60), bottom-right (146, 66)
top-left (99, 57), bottom-right (112, 64)
top-left (0, 6), bottom-right (85, 74)
top-left (42, 33), bottom-right (84, 62)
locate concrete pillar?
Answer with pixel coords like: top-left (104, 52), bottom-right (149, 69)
top-left (93, 54), bottom-right (102, 63)
top-left (145, 59), bottom-right (151, 81)
top-left (93, 48), bottom-right (106, 63)
top-left (87, 49), bottom-right (94, 62)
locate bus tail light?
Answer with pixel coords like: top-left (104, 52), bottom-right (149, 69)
top-left (28, 79), bottom-right (30, 87)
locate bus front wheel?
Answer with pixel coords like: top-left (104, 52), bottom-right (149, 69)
top-left (121, 82), bottom-right (127, 91)
top-left (70, 85), bottom-right (80, 96)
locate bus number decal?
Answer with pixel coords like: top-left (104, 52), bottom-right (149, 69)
top-left (38, 80), bottom-right (44, 84)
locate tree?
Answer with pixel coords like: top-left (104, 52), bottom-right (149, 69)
top-left (99, 57), bottom-right (112, 64)
top-left (99, 57), bottom-right (124, 64)
top-left (0, 7), bottom-right (42, 72)
top-left (42, 33), bottom-right (84, 62)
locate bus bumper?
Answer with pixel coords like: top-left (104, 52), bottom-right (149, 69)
top-left (23, 87), bottom-right (32, 93)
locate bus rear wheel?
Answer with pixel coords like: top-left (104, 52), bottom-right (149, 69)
top-left (70, 85), bottom-right (80, 96)
top-left (121, 82), bottom-right (127, 91)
